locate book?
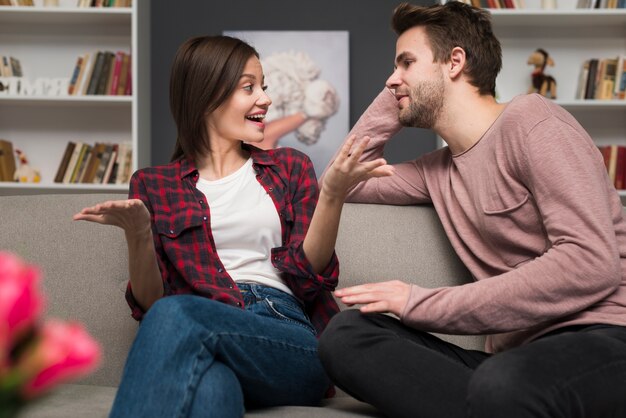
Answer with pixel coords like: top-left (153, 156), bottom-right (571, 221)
top-left (96, 51), bottom-right (115, 95)
top-left (109, 51), bottom-right (124, 95)
top-left (584, 59), bottom-right (599, 99)
top-left (54, 141), bottom-right (76, 183)
top-left (69, 143), bottom-right (90, 183)
top-left (114, 142), bottom-right (133, 184)
top-left (72, 143), bottom-right (93, 183)
top-left (124, 54), bottom-right (132, 95)
top-left (102, 144), bottom-right (118, 184)
top-left (80, 142), bottom-right (104, 183)
top-left (67, 55), bottom-right (84, 95)
top-left (0, 139), bottom-right (16, 182)
top-left (62, 141), bottom-right (84, 183)
top-left (600, 145), bottom-right (626, 189)
top-left (93, 144), bottom-right (114, 183)
top-left (86, 51), bottom-right (105, 95)
top-left (9, 57), bottom-right (22, 77)
top-left (80, 52), bottom-right (98, 96)
top-left (117, 53), bottom-right (130, 96)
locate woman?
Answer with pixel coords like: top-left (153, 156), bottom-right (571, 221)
top-left (73, 35), bottom-right (392, 418)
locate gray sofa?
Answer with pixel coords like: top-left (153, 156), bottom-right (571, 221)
top-left (1, 193), bottom-right (484, 418)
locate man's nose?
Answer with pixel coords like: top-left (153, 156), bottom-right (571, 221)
top-left (386, 68), bottom-right (401, 90)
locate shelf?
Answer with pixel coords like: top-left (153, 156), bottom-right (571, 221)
top-left (0, 95), bottom-right (132, 107)
top-left (555, 100), bottom-right (626, 110)
top-left (0, 6), bottom-right (131, 26)
top-left (489, 9), bottom-right (626, 28)
top-left (0, 181), bottom-right (129, 195)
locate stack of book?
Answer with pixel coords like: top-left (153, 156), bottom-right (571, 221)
top-left (0, 139), bottom-right (16, 182)
top-left (0, 56), bottom-right (23, 77)
top-left (77, 0), bottom-right (132, 7)
top-left (67, 51), bottom-right (132, 96)
top-left (0, 0), bottom-right (34, 5)
top-left (577, 0), bottom-right (626, 8)
top-left (576, 56), bottom-right (626, 100)
top-left (599, 145), bottom-right (626, 190)
top-left (54, 141), bottom-right (132, 185)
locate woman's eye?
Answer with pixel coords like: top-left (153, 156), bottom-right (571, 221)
top-left (262, 85), bottom-right (268, 91)
top-left (243, 85), bottom-right (253, 92)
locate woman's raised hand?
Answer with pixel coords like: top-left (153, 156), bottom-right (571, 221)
top-left (73, 199), bottom-right (152, 238)
top-left (322, 135), bottom-right (394, 200)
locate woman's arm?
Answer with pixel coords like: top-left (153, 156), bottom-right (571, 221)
top-left (302, 135), bottom-right (394, 273)
top-left (73, 199), bottom-right (163, 311)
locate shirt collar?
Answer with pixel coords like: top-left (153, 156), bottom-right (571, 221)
top-left (178, 142), bottom-right (277, 180)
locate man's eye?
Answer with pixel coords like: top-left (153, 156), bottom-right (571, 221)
top-left (403, 60), bottom-right (413, 67)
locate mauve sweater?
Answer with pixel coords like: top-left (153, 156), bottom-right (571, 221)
top-left (341, 88), bottom-right (626, 353)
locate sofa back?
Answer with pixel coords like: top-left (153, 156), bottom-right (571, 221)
top-left (0, 193), bottom-right (482, 388)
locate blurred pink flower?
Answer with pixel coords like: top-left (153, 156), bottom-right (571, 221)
top-left (0, 251), bottom-right (101, 416)
top-left (16, 320), bottom-right (101, 399)
top-left (0, 252), bottom-right (44, 369)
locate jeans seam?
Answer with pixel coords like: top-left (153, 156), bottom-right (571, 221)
top-left (177, 345), bottom-right (212, 418)
top-left (203, 332), bottom-right (318, 355)
top-left (263, 298), bottom-right (317, 336)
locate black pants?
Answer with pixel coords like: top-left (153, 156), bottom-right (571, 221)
top-left (318, 310), bottom-right (626, 418)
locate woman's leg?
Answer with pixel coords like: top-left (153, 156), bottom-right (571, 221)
top-left (110, 293), bottom-right (327, 418)
top-left (189, 361), bottom-right (244, 418)
top-left (318, 309), bottom-right (489, 418)
top-left (467, 325), bottom-right (626, 418)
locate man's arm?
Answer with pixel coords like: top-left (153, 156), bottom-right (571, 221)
top-left (338, 117), bottom-right (623, 338)
top-left (321, 88), bottom-right (430, 205)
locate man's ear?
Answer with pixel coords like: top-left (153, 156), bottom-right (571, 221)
top-left (449, 47), bottom-right (466, 79)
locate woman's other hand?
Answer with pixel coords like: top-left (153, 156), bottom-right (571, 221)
top-left (321, 135), bottom-right (394, 200)
top-left (73, 199), bottom-right (151, 239)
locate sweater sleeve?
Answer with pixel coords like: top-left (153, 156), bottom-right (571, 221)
top-left (320, 88), bottom-right (431, 205)
top-left (400, 114), bottom-right (622, 337)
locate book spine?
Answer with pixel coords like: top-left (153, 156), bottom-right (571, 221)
top-left (54, 141), bottom-right (76, 183)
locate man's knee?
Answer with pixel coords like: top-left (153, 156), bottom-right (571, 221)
top-left (467, 353), bottom-right (545, 417)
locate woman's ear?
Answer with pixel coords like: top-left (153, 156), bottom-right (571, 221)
top-left (449, 47), bottom-right (466, 79)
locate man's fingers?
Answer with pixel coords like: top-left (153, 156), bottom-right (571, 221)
top-left (360, 301), bottom-right (389, 314)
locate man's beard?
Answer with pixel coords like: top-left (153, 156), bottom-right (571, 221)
top-left (398, 77), bottom-right (444, 129)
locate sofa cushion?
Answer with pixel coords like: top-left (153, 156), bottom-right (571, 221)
top-left (0, 193), bottom-right (135, 387)
top-left (19, 384), bottom-right (383, 418)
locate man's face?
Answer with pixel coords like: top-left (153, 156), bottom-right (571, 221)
top-left (385, 26), bottom-right (445, 129)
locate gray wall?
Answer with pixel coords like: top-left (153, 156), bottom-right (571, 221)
top-left (150, 0), bottom-right (435, 169)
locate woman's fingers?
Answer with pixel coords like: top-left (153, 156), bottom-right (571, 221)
top-left (338, 135), bottom-right (357, 161)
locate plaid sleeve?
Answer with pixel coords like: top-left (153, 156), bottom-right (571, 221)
top-left (124, 169), bottom-right (168, 321)
top-left (271, 153), bottom-right (340, 302)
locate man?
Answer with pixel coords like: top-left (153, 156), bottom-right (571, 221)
top-left (318, 2), bottom-right (626, 417)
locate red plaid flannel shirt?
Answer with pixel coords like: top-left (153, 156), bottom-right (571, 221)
top-left (125, 144), bottom-right (340, 336)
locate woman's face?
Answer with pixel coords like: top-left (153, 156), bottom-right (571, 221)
top-left (206, 56), bottom-right (272, 145)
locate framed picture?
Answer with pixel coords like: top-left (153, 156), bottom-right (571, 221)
top-left (223, 30), bottom-right (349, 177)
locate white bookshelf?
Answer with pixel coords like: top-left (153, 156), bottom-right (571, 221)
top-left (439, 2), bottom-right (626, 196)
top-left (0, 0), bottom-right (150, 195)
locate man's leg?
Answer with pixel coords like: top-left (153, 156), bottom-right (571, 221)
top-left (467, 325), bottom-right (626, 418)
top-left (318, 309), bottom-right (489, 418)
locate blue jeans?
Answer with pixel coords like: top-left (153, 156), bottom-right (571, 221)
top-left (109, 283), bottom-right (329, 418)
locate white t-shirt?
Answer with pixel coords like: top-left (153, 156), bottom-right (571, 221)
top-left (196, 158), bottom-right (293, 295)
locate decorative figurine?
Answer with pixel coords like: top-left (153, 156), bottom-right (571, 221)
top-left (527, 48), bottom-right (557, 99)
top-left (13, 149), bottom-right (41, 183)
